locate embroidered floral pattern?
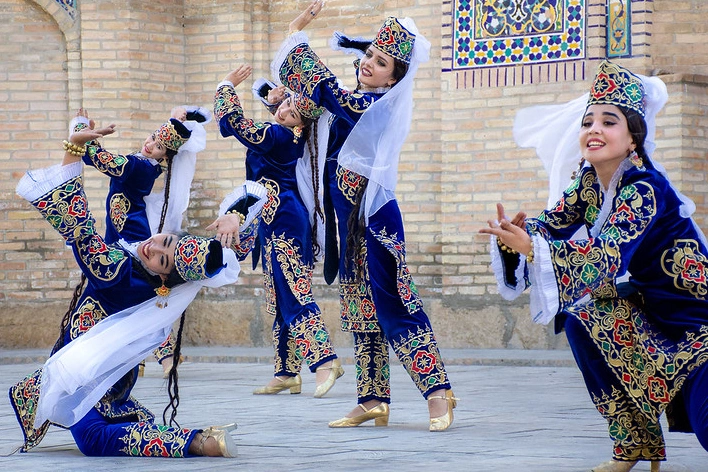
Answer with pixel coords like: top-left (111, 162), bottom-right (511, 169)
top-left (336, 165), bottom-right (365, 206)
top-left (279, 43), bottom-right (375, 114)
top-left (339, 240), bottom-right (378, 332)
top-left (95, 394), bottom-right (154, 422)
top-left (592, 386), bottom-right (666, 461)
top-left (8, 368), bottom-right (50, 452)
top-left (370, 227), bottom-right (424, 314)
top-left (272, 319), bottom-right (301, 376)
top-left (213, 84), bottom-right (243, 121)
top-left (354, 331), bottom-right (391, 401)
top-left (570, 299), bottom-right (708, 423)
top-left (661, 239), bottom-right (708, 298)
top-left (69, 296), bottom-right (109, 340)
top-left (119, 421), bottom-right (191, 457)
top-left (109, 193), bottom-right (130, 233)
top-left (86, 146), bottom-right (129, 177)
top-left (32, 176), bottom-right (128, 281)
top-left (259, 179), bottom-right (279, 225)
top-left (291, 314), bottom-right (335, 368)
top-left (391, 326), bottom-right (449, 396)
top-left (233, 216), bottom-right (259, 260)
top-left (153, 333), bottom-right (177, 363)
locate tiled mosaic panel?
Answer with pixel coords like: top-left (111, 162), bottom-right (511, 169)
top-left (452, 0), bottom-right (585, 69)
top-left (607, 0), bottom-right (631, 57)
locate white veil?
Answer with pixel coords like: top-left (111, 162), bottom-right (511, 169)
top-left (337, 18), bottom-right (431, 223)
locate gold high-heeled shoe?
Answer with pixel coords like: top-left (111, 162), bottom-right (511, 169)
top-left (252, 374), bottom-right (302, 395)
top-left (591, 459), bottom-right (660, 472)
top-left (328, 402), bottom-right (390, 428)
top-left (198, 423), bottom-right (238, 457)
top-left (313, 359), bottom-right (344, 398)
top-left (428, 390), bottom-right (458, 432)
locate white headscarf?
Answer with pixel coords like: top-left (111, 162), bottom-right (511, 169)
top-left (337, 18), bottom-right (431, 223)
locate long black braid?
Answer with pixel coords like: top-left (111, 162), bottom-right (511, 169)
top-left (154, 150), bottom-right (189, 428)
top-left (305, 119), bottom-right (324, 259)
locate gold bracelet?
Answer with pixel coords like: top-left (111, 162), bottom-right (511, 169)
top-left (62, 140), bottom-right (86, 157)
top-left (526, 249), bottom-right (534, 264)
top-left (226, 210), bottom-right (246, 225)
top-left (496, 238), bottom-right (517, 254)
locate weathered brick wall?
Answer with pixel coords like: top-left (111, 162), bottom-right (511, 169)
top-left (0, 0), bottom-right (706, 350)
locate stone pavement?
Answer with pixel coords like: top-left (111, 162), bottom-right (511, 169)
top-left (0, 347), bottom-right (706, 472)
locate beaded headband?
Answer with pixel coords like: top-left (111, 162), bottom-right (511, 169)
top-left (155, 118), bottom-right (191, 152)
top-left (173, 234), bottom-right (222, 281)
top-left (587, 60), bottom-right (646, 117)
top-left (372, 17), bottom-right (415, 65)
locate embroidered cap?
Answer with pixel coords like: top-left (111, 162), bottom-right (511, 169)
top-left (294, 93), bottom-right (324, 120)
top-left (155, 118), bottom-right (192, 153)
top-left (587, 60), bottom-right (646, 117)
top-left (372, 17), bottom-right (415, 64)
top-left (174, 234), bottom-right (224, 281)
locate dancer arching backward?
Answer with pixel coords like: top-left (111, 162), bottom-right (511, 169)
top-left (273, 1), bottom-right (456, 431)
top-left (214, 63), bottom-right (343, 398)
top-left (9, 124), bottom-right (266, 457)
top-left (481, 60), bottom-right (708, 472)
top-left (68, 106), bottom-right (210, 377)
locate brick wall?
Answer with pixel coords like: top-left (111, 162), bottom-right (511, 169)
top-left (0, 0), bottom-right (706, 350)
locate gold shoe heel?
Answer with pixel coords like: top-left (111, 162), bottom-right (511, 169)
top-left (428, 390), bottom-right (458, 432)
top-left (199, 423), bottom-right (238, 458)
top-left (374, 415), bottom-right (389, 427)
top-left (314, 359), bottom-right (344, 398)
top-left (253, 374), bottom-right (302, 395)
top-left (328, 402), bottom-right (390, 428)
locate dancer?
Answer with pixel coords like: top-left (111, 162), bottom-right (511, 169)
top-left (273, 2), bottom-right (456, 431)
top-left (481, 60), bottom-right (708, 471)
top-left (9, 126), bottom-right (261, 458)
top-left (214, 63), bottom-right (343, 397)
top-left (69, 106), bottom-right (210, 377)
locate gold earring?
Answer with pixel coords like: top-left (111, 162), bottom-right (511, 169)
top-left (292, 125), bottom-right (302, 143)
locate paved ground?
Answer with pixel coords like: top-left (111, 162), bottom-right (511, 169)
top-left (0, 347), bottom-right (706, 472)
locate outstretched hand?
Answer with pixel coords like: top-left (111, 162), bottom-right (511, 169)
top-left (69, 126), bottom-right (115, 146)
top-left (289, 0), bottom-right (324, 34)
top-left (206, 214), bottom-right (241, 249)
top-left (224, 64), bottom-right (252, 88)
top-left (267, 86), bottom-right (287, 105)
top-left (479, 203), bottom-right (532, 255)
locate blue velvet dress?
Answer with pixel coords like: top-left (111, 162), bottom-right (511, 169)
top-left (276, 42), bottom-right (451, 401)
top-left (9, 166), bottom-right (198, 457)
top-left (214, 82), bottom-right (337, 375)
top-left (493, 158), bottom-right (708, 460)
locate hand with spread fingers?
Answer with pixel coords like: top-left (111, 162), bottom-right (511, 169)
top-left (225, 64), bottom-right (253, 88)
top-left (289, 0), bottom-right (324, 34)
top-left (479, 202), bottom-right (532, 256)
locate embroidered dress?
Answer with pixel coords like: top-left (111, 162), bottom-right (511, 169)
top-left (492, 159), bottom-right (708, 461)
top-left (274, 37), bottom-right (451, 402)
top-left (214, 82), bottom-right (337, 375)
top-left (10, 163), bottom-right (198, 456)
